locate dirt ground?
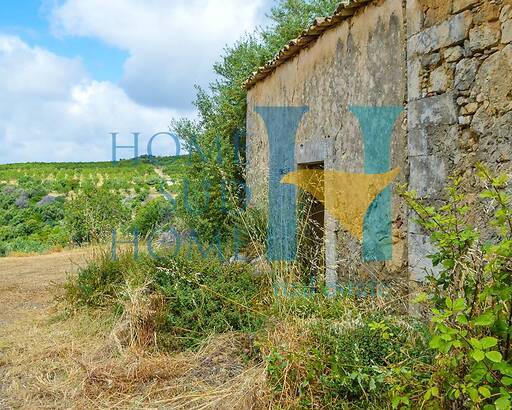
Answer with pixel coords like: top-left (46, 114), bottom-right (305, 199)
top-left (0, 249), bottom-right (90, 327)
top-left (0, 249), bottom-right (90, 408)
top-left (0, 250), bottom-right (265, 409)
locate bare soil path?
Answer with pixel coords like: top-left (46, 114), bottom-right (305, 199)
top-left (0, 249), bottom-right (90, 326)
top-left (0, 249), bottom-right (91, 408)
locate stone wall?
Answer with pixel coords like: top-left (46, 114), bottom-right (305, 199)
top-left (407, 0), bottom-right (512, 280)
top-left (246, 0), bottom-right (408, 285)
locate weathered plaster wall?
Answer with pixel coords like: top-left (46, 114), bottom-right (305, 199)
top-left (407, 0), bottom-right (512, 281)
top-left (246, 0), bottom-right (408, 283)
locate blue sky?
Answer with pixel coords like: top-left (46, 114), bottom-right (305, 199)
top-left (0, 0), bottom-right (271, 163)
top-left (0, 0), bottom-right (127, 82)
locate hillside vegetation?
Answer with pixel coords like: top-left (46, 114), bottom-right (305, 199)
top-left (0, 156), bottom-right (188, 255)
top-left (55, 168), bottom-right (512, 409)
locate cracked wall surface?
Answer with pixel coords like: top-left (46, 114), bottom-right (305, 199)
top-left (246, 0), bottom-right (407, 286)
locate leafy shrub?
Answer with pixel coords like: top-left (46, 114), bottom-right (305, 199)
top-left (0, 186), bottom-right (17, 209)
top-left (0, 242), bottom-right (7, 257)
top-left (38, 198), bottom-right (65, 224)
top-left (131, 197), bottom-right (174, 237)
top-left (63, 251), bottom-right (142, 307)
top-left (14, 218), bottom-right (41, 236)
top-left (36, 225), bottom-right (68, 248)
top-left (64, 188), bottom-right (128, 245)
top-left (152, 251), bottom-right (265, 350)
top-left (396, 166), bottom-right (512, 409)
top-left (260, 299), bottom-right (431, 409)
top-left (7, 238), bottom-right (48, 254)
top-left (63, 248), bottom-right (265, 351)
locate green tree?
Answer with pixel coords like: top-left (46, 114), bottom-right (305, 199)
top-left (131, 197), bottom-right (174, 237)
top-left (64, 188), bottom-right (128, 245)
top-left (172, 0), bottom-right (340, 242)
top-left (261, 0), bottom-right (342, 54)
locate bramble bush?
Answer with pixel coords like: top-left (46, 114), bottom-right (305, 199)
top-left (63, 247), bottom-right (266, 351)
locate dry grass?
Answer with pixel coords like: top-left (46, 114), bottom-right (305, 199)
top-left (0, 250), bottom-right (269, 409)
top-left (110, 281), bottom-right (165, 351)
top-left (80, 333), bottom-right (267, 409)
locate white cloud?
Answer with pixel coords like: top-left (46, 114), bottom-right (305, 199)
top-left (0, 1), bottom-right (271, 163)
top-left (50, 0), bottom-right (268, 108)
top-left (0, 35), bottom-right (185, 163)
top-left (0, 35), bottom-right (84, 99)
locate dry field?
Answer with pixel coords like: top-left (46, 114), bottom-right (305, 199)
top-left (0, 250), bottom-right (266, 409)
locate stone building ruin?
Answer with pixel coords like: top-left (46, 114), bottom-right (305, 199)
top-left (244, 0), bottom-right (512, 290)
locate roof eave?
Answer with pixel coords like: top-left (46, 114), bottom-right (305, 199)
top-left (244, 0), bottom-right (372, 90)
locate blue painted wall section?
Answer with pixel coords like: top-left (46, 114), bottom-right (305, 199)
top-left (255, 106), bottom-right (309, 261)
top-left (350, 106), bottom-right (403, 262)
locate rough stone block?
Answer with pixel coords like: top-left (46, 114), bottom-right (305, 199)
top-left (457, 96), bottom-right (469, 105)
top-left (471, 107), bottom-right (490, 136)
top-left (408, 125), bottom-right (459, 157)
top-left (462, 102), bottom-right (479, 114)
top-left (500, 5), bottom-right (512, 22)
top-left (455, 58), bottom-right (480, 90)
top-left (421, 52), bottom-right (441, 67)
top-left (408, 128), bottom-right (429, 157)
top-left (424, 0), bottom-right (454, 27)
top-left (407, 0), bottom-right (425, 38)
top-left (429, 65), bottom-right (452, 93)
top-left (472, 107), bottom-right (512, 138)
top-left (408, 11), bottom-right (473, 56)
top-left (408, 93), bottom-right (458, 127)
top-left (408, 232), bottom-right (441, 281)
top-left (453, 0), bottom-right (479, 13)
top-left (407, 57), bottom-right (422, 101)
top-left (473, 44), bottom-right (512, 113)
top-left (469, 23), bottom-right (501, 51)
top-left (459, 115), bottom-right (472, 125)
top-left (472, 110), bottom-right (512, 164)
top-left (409, 155), bottom-right (448, 198)
top-left (444, 45), bottom-right (464, 62)
top-left (502, 19), bottom-right (512, 43)
top-left (473, 2), bottom-right (501, 24)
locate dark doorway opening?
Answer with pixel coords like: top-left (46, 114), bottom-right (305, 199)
top-left (297, 161), bottom-right (325, 288)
